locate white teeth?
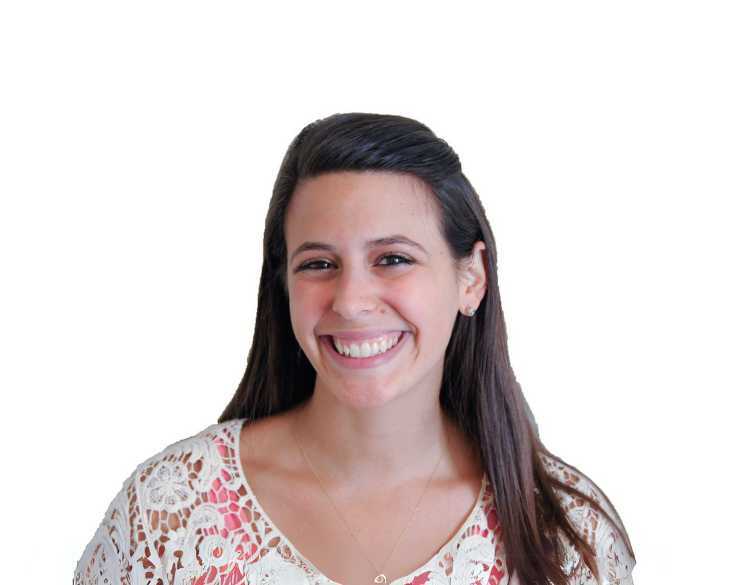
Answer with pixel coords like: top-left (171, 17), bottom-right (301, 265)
top-left (333, 333), bottom-right (401, 358)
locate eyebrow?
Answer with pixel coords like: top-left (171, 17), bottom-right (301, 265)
top-left (289, 235), bottom-right (429, 265)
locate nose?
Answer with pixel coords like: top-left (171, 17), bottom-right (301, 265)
top-left (330, 265), bottom-right (379, 319)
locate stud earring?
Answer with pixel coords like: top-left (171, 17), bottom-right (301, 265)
top-left (465, 306), bottom-right (476, 316)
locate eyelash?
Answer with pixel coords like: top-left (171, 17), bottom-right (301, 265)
top-left (297, 254), bottom-right (415, 272)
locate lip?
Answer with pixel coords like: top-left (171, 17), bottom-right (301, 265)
top-left (320, 332), bottom-right (409, 370)
top-left (320, 329), bottom-right (406, 342)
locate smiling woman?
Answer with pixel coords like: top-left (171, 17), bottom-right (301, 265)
top-left (73, 113), bottom-right (636, 585)
top-left (283, 170), bottom-right (481, 412)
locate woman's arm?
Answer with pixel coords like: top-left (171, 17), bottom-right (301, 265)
top-left (560, 495), bottom-right (636, 585)
top-left (73, 468), bottom-right (165, 584)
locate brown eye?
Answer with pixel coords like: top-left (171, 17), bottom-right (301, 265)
top-left (297, 260), bottom-right (334, 272)
top-left (377, 254), bottom-right (414, 267)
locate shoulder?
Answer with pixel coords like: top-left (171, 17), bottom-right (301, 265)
top-left (75, 419), bottom-right (249, 584)
top-left (139, 418), bottom-right (245, 467)
top-left (126, 420), bottom-right (249, 558)
top-left (133, 418), bottom-right (247, 508)
top-left (133, 418), bottom-right (250, 575)
top-left (539, 453), bottom-right (636, 585)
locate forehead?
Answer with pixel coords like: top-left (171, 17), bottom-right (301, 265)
top-left (285, 171), bottom-right (441, 245)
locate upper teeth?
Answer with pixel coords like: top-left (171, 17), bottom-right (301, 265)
top-left (333, 333), bottom-right (402, 358)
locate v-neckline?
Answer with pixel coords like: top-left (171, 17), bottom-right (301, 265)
top-left (232, 418), bottom-right (489, 585)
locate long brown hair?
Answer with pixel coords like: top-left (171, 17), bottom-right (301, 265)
top-left (219, 112), bottom-right (635, 584)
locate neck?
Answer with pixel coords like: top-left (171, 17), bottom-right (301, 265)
top-left (288, 383), bottom-right (477, 490)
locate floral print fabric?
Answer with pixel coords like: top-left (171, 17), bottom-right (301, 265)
top-left (73, 418), bottom-right (634, 584)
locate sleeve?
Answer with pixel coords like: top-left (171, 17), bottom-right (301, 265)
top-left (557, 481), bottom-right (636, 585)
top-left (559, 512), bottom-right (636, 585)
top-left (73, 467), bottom-right (166, 585)
top-left (541, 455), bottom-right (636, 585)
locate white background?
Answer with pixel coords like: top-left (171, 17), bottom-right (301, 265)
top-left (1, 1), bottom-right (733, 583)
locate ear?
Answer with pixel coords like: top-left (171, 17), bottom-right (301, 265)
top-left (458, 241), bottom-right (488, 315)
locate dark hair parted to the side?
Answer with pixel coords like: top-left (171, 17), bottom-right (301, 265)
top-left (219, 112), bottom-right (635, 585)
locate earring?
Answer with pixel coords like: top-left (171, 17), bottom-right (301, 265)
top-left (465, 306), bottom-right (475, 317)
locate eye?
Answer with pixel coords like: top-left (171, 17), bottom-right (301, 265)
top-left (376, 254), bottom-right (414, 267)
top-left (296, 254), bottom-right (414, 272)
top-left (298, 259), bottom-right (333, 272)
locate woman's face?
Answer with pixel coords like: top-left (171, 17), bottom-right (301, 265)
top-left (284, 170), bottom-right (486, 411)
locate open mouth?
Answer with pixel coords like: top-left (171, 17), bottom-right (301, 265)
top-left (320, 331), bottom-right (408, 368)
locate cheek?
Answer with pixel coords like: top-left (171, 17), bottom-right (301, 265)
top-left (288, 283), bottom-right (333, 344)
top-left (289, 280), bottom-right (327, 312)
top-left (395, 280), bottom-right (455, 334)
top-left (400, 271), bottom-right (454, 305)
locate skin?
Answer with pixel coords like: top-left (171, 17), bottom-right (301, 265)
top-left (283, 170), bottom-right (488, 492)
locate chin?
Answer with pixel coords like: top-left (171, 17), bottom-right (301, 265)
top-left (324, 381), bottom-right (404, 411)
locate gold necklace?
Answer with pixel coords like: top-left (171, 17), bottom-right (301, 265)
top-left (292, 421), bottom-right (445, 584)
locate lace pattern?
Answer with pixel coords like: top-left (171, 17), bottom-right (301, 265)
top-left (73, 468), bottom-right (166, 585)
top-left (74, 419), bottom-right (634, 585)
top-left (541, 455), bottom-right (636, 585)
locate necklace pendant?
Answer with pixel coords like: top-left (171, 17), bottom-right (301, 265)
top-left (374, 575), bottom-right (387, 584)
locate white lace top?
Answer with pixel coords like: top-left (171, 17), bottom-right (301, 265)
top-left (73, 418), bottom-right (635, 585)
